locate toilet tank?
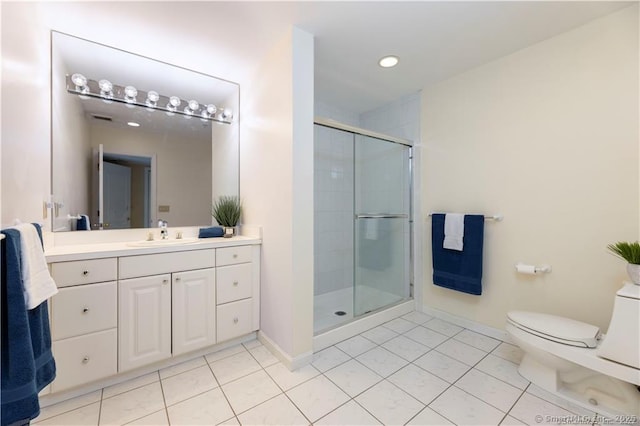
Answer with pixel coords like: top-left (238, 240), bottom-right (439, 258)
top-left (597, 282), bottom-right (640, 370)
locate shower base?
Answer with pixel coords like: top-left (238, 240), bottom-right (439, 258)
top-left (313, 285), bottom-right (403, 334)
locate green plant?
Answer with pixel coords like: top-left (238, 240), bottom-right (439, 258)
top-left (212, 196), bottom-right (242, 227)
top-left (607, 241), bottom-right (640, 265)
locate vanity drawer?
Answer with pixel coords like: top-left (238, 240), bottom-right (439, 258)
top-left (51, 281), bottom-right (117, 340)
top-left (50, 258), bottom-right (117, 287)
top-left (216, 246), bottom-right (252, 266)
top-left (51, 328), bottom-right (117, 392)
top-left (217, 263), bottom-right (252, 304)
top-left (217, 298), bottom-right (253, 342)
top-left (119, 249), bottom-right (215, 279)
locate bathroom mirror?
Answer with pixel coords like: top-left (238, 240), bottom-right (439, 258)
top-left (51, 31), bottom-right (239, 231)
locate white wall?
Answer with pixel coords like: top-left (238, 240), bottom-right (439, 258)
top-left (1, 3), bottom-right (51, 227)
top-left (241, 27), bottom-right (315, 363)
top-left (422, 5), bottom-right (639, 331)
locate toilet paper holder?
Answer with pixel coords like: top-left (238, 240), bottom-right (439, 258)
top-left (515, 262), bottom-right (552, 274)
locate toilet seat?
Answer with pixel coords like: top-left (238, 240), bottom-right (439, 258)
top-left (507, 311), bottom-right (601, 348)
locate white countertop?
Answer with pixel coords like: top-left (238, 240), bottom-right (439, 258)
top-left (45, 235), bottom-right (262, 262)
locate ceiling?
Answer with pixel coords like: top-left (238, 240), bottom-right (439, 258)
top-left (42, 1), bottom-right (633, 115)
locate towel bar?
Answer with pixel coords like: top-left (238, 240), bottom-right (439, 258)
top-left (428, 213), bottom-right (503, 222)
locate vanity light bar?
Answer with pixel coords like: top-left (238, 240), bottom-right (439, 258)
top-left (66, 74), bottom-right (233, 124)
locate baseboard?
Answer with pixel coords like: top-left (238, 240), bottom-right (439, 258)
top-left (313, 300), bottom-right (415, 352)
top-left (421, 305), bottom-right (512, 343)
top-left (258, 331), bottom-right (313, 371)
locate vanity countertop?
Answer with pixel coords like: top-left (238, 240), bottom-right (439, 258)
top-left (45, 235), bottom-right (261, 263)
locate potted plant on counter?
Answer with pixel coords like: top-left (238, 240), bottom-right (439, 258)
top-left (607, 241), bottom-right (640, 285)
top-left (212, 196), bottom-right (242, 238)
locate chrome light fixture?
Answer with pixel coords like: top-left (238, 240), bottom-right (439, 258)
top-left (166, 96), bottom-right (181, 115)
top-left (65, 74), bottom-right (233, 124)
top-left (123, 86), bottom-right (138, 105)
top-left (98, 79), bottom-right (113, 102)
top-left (201, 104), bottom-right (217, 122)
top-left (184, 99), bottom-right (199, 118)
top-left (145, 91), bottom-right (159, 109)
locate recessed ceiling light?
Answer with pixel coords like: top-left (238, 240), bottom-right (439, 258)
top-left (379, 55), bottom-right (399, 68)
top-left (127, 121), bottom-right (140, 127)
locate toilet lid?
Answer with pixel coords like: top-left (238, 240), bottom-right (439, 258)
top-left (507, 311), bottom-right (600, 348)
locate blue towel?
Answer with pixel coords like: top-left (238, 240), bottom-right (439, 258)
top-left (431, 214), bottom-right (484, 295)
top-left (198, 226), bottom-right (224, 238)
top-left (76, 214), bottom-right (90, 231)
top-left (1, 226), bottom-right (56, 426)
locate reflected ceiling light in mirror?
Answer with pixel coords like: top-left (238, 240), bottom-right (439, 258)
top-left (127, 121), bottom-right (140, 127)
top-left (124, 86), bottom-right (138, 107)
top-left (98, 79), bottom-right (114, 102)
top-left (65, 74), bottom-right (233, 124)
top-left (378, 55), bottom-right (399, 68)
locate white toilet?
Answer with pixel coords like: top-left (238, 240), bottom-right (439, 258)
top-left (506, 282), bottom-right (640, 417)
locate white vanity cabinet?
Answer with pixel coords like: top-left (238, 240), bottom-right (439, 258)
top-left (49, 258), bottom-right (118, 392)
top-left (118, 249), bottom-right (216, 370)
top-left (215, 246), bottom-right (254, 342)
top-left (45, 239), bottom-right (260, 397)
top-left (172, 268), bottom-right (216, 356)
top-left (118, 274), bottom-right (172, 372)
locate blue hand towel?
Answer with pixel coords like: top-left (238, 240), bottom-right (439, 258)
top-left (198, 226), bottom-right (224, 238)
top-left (76, 214), bottom-right (90, 231)
top-left (431, 214), bottom-right (484, 295)
top-left (1, 227), bottom-right (56, 426)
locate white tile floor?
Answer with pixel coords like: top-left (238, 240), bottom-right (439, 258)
top-left (34, 312), bottom-right (610, 426)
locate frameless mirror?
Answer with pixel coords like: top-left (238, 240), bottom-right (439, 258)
top-left (51, 31), bottom-right (239, 231)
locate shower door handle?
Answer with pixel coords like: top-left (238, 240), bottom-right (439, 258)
top-left (355, 214), bottom-right (408, 219)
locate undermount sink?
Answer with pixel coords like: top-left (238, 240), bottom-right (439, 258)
top-left (126, 238), bottom-right (200, 247)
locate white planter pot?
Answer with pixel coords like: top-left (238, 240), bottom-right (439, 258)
top-left (626, 263), bottom-right (640, 285)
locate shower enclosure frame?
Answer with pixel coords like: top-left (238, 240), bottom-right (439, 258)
top-left (313, 117), bottom-right (414, 335)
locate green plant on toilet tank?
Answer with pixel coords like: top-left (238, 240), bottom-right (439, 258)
top-left (607, 241), bottom-right (640, 285)
top-left (212, 196), bottom-right (242, 237)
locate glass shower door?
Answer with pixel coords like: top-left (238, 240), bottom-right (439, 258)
top-left (354, 135), bottom-right (411, 316)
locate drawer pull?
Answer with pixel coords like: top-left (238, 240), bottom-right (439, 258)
top-left (233, 281), bottom-right (239, 287)
top-left (82, 307), bottom-right (89, 314)
top-left (82, 356), bottom-right (90, 364)
top-left (233, 317), bottom-right (239, 324)
top-left (82, 270), bottom-right (89, 276)
top-left (233, 254), bottom-right (238, 259)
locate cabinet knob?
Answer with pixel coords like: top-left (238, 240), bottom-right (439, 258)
top-left (175, 277), bottom-right (181, 282)
top-left (82, 307), bottom-right (89, 314)
top-left (82, 356), bottom-right (90, 364)
top-left (82, 270), bottom-right (89, 276)
top-left (233, 254), bottom-right (238, 259)
top-left (162, 279), bottom-right (169, 284)
top-left (233, 318), bottom-right (239, 324)
top-left (233, 281), bottom-right (239, 287)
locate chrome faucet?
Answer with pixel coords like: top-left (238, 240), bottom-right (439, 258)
top-left (158, 219), bottom-right (168, 239)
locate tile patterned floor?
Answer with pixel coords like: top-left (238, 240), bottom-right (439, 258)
top-left (33, 312), bottom-right (610, 425)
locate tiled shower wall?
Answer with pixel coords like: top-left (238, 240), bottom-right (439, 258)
top-left (313, 94), bottom-right (421, 297)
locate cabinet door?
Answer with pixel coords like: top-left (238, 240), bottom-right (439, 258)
top-left (172, 268), bottom-right (216, 356)
top-left (119, 274), bottom-right (171, 372)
